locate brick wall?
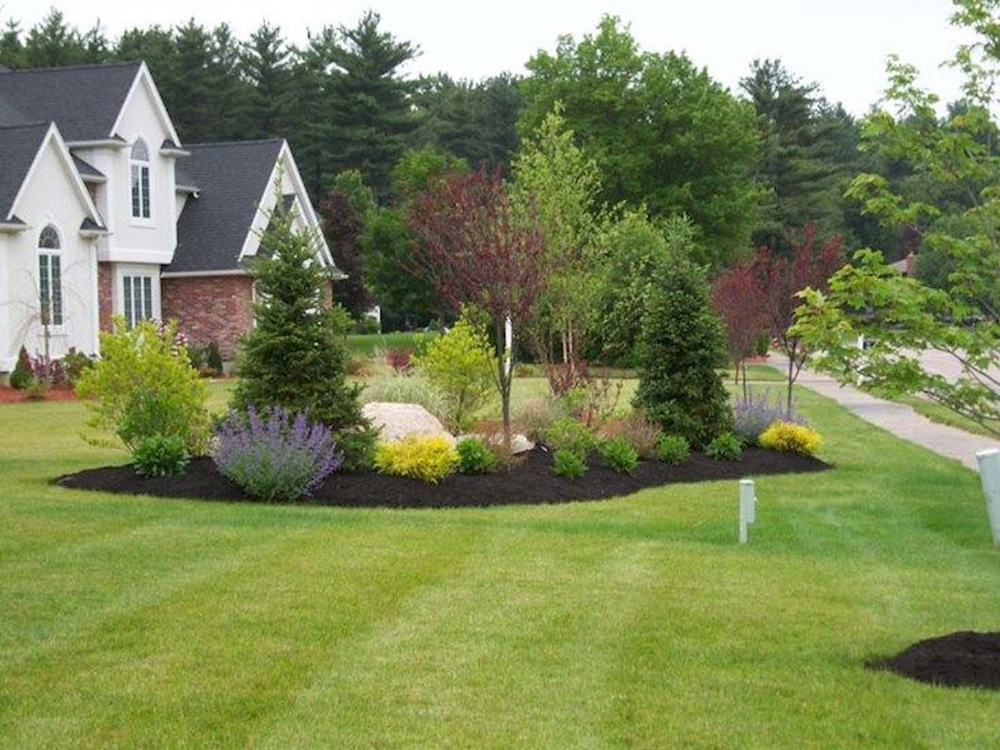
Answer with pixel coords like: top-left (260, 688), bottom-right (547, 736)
top-left (160, 275), bottom-right (254, 360)
top-left (97, 262), bottom-right (113, 331)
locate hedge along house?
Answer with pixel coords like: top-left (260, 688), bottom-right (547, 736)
top-left (0, 61), bottom-right (337, 374)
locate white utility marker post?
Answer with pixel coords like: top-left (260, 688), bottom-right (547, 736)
top-left (739, 479), bottom-right (756, 544)
top-left (503, 315), bottom-right (513, 378)
top-left (976, 448), bottom-right (1000, 546)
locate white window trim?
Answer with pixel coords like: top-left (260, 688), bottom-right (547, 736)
top-left (129, 138), bottom-right (153, 227)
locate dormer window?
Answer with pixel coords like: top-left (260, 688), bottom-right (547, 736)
top-left (130, 138), bottom-right (151, 221)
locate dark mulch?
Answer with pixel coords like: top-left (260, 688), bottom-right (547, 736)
top-left (868, 631), bottom-right (1000, 690)
top-left (56, 447), bottom-right (829, 510)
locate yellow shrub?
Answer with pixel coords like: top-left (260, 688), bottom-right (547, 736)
top-left (759, 422), bottom-right (823, 456)
top-left (373, 436), bottom-right (459, 483)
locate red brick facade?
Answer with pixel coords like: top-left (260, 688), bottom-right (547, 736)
top-left (97, 262), bottom-right (113, 332)
top-left (160, 275), bottom-right (254, 360)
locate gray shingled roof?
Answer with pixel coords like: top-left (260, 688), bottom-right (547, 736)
top-left (168, 139), bottom-right (285, 274)
top-left (0, 122), bottom-right (49, 220)
top-left (0, 61), bottom-right (141, 141)
top-left (72, 154), bottom-right (104, 181)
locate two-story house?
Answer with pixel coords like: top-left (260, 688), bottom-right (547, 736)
top-left (0, 60), bottom-right (337, 374)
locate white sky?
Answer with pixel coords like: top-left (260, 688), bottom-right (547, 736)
top-left (0, 0), bottom-right (974, 114)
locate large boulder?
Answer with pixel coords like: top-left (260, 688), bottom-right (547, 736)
top-left (363, 402), bottom-right (456, 444)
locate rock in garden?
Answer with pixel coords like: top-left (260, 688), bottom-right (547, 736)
top-left (459, 431), bottom-right (535, 455)
top-left (362, 402), bottom-right (456, 444)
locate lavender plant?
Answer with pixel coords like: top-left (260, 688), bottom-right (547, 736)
top-left (213, 406), bottom-right (343, 502)
top-left (732, 388), bottom-right (807, 446)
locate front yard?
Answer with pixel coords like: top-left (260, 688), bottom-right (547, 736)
top-left (0, 382), bottom-right (998, 748)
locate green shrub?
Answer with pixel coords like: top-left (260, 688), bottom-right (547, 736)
top-left (455, 436), bottom-right (497, 474)
top-left (656, 434), bottom-right (690, 464)
top-left (633, 254), bottom-right (732, 447)
top-left (553, 448), bottom-right (588, 479)
top-left (705, 432), bottom-right (743, 461)
top-left (759, 422), bottom-right (823, 456)
top-left (543, 417), bottom-right (597, 458)
top-left (600, 435), bottom-right (639, 474)
top-left (24, 378), bottom-right (48, 401)
top-left (132, 434), bottom-right (189, 478)
top-left (205, 342), bottom-right (224, 376)
top-left (76, 319), bottom-right (210, 455)
top-left (61, 348), bottom-right (94, 385)
top-left (9, 346), bottom-right (31, 390)
top-left (373, 436), bottom-right (459, 483)
top-left (415, 314), bottom-right (496, 432)
top-left (337, 428), bottom-right (379, 471)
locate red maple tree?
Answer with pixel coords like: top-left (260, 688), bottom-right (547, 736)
top-left (406, 167), bottom-right (546, 444)
top-left (712, 260), bottom-right (767, 398)
top-left (753, 224), bottom-right (845, 407)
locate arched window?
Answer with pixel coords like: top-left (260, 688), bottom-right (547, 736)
top-left (130, 138), bottom-right (151, 220)
top-left (37, 224), bottom-right (63, 326)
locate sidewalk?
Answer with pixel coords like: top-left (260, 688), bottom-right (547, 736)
top-left (767, 357), bottom-right (999, 471)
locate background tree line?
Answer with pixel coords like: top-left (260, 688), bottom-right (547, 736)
top-left (0, 8), bottom-right (968, 331)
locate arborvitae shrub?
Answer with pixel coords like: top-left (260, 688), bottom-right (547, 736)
top-left (9, 346), bottom-right (32, 389)
top-left (633, 256), bottom-right (732, 447)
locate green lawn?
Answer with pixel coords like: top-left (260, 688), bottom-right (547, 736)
top-left (346, 331), bottom-right (434, 357)
top-left (0, 384), bottom-right (998, 748)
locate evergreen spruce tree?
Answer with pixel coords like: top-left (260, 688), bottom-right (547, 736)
top-left (633, 256), bottom-right (732, 447)
top-left (233, 189), bottom-right (372, 464)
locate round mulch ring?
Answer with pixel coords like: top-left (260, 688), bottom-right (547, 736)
top-left (55, 447), bottom-right (830, 509)
top-left (868, 631), bottom-right (1000, 690)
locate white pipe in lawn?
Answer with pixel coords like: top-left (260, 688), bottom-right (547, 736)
top-left (976, 448), bottom-right (1000, 545)
top-left (739, 479), bottom-right (756, 544)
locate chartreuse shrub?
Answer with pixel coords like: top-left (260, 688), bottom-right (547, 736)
top-left (132, 434), bottom-right (189, 478)
top-left (543, 417), bottom-right (597, 458)
top-left (656, 434), bottom-right (690, 464)
top-left (374, 436), bottom-right (459, 483)
top-left (213, 407), bottom-right (344, 502)
top-left (633, 253), bottom-right (732, 447)
top-left (553, 448), bottom-right (587, 479)
top-left (76, 318), bottom-right (209, 457)
top-left (705, 432), bottom-right (743, 461)
top-left (233, 187), bottom-right (374, 470)
top-left (455, 437), bottom-right (497, 474)
top-left (600, 435), bottom-right (639, 474)
top-left (760, 421), bottom-right (823, 456)
top-left (415, 313), bottom-right (497, 433)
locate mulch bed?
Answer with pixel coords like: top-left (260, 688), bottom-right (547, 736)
top-left (0, 386), bottom-right (76, 403)
top-left (56, 447), bottom-right (829, 509)
top-left (868, 631), bottom-right (1000, 690)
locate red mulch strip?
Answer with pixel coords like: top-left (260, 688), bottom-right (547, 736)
top-left (868, 631), bottom-right (1000, 690)
top-left (0, 387), bottom-right (76, 403)
top-left (56, 447), bottom-right (830, 509)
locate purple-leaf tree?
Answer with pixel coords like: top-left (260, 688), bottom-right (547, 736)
top-left (406, 167), bottom-right (546, 446)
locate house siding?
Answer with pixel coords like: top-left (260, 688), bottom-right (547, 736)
top-left (160, 275), bottom-right (254, 360)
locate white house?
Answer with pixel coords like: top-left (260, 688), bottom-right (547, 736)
top-left (0, 61), bottom-right (337, 374)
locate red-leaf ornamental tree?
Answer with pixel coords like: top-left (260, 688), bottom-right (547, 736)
top-left (712, 259), bottom-right (766, 398)
top-left (753, 224), bottom-right (844, 408)
top-left (406, 167), bottom-right (546, 446)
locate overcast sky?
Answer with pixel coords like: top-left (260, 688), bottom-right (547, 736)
top-left (1, 0), bottom-right (974, 114)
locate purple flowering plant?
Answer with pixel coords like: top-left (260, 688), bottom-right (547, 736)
top-left (213, 406), bottom-right (343, 502)
top-left (732, 387), bottom-right (807, 446)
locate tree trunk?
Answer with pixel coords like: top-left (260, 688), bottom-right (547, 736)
top-left (786, 343), bottom-right (796, 410)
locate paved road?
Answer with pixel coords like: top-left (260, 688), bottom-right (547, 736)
top-left (767, 356), bottom-right (999, 471)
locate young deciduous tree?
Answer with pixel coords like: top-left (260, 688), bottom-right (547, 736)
top-left (712, 260), bottom-right (767, 398)
top-left (406, 168), bottom-right (546, 445)
top-left (753, 224), bottom-right (844, 408)
top-left (319, 170), bottom-right (376, 319)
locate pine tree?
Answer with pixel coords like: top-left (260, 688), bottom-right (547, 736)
top-left (239, 23), bottom-right (294, 140)
top-left (324, 11), bottom-right (418, 200)
top-left (233, 190), bottom-right (371, 462)
top-left (633, 256), bottom-right (732, 447)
